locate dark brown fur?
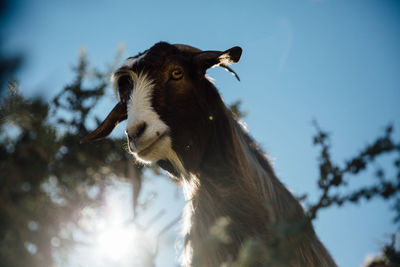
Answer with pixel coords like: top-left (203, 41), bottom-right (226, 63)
top-left (83, 42), bottom-right (337, 266)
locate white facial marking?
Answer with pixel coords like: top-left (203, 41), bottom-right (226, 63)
top-left (124, 72), bottom-right (185, 176)
top-left (126, 72), bottom-right (168, 159)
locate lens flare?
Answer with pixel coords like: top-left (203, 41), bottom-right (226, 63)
top-left (96, 224), bottom-right (138, 261)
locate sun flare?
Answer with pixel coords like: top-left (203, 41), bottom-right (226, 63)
top-left (96, 224), bottom-right (138, 261)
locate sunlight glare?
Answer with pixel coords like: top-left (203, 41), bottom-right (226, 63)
top-left (70, 180), bottom-right (156, 267)
top-left (96, 224), bottom-right (138, 261)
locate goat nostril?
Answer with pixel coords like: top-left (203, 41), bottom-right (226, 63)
top-left (127, 122), bottom-right (147, 142)
top-left (134, 122), bottom-right (146, 139)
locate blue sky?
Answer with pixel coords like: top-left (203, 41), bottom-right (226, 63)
top-left (3, 0), bottom-right (400, 266)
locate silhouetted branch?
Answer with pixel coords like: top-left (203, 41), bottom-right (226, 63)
top-left (306, 122), bottom-right (400, 222)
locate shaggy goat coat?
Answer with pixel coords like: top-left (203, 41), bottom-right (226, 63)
top-left (82, 42), bottom-right (337, 267)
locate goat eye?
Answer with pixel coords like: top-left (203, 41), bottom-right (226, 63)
top-left (171, 69), bottom-right (183, 80)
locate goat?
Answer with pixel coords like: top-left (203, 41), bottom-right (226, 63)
top-left (82, 42), bottom-right (337, 267)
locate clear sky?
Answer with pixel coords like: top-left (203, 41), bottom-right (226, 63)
top-left (3, 0), bottom-right (400, 266)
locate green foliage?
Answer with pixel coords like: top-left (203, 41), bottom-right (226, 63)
top-left (0, 52), bottom-right (141, 267)
top-left (304, 123), bottom-right (400, 267)
top-left (365, 235), bottom-right (400, 267)
top-left (1, 48), bottom-right (399, 266)
top-left (306, 122), bottom-right (400, 223)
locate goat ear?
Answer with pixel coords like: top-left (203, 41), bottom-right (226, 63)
top-left (194, 46), bottom-right (242, 80)
top-left (80, 102), bottom-right (127, 143)
top-left (218, 46), bottom-right (242, 65)
top-left (194, 46), bottom-right (242, 69)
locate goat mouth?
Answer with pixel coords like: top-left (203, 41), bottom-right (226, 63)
top-left (134, 132), bottom-right (168, 157)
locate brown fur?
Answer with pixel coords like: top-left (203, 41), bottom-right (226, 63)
top-left (174, 76), bottom-right (336, 266)
top-left (83, 42), bottom-right (337, 266)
